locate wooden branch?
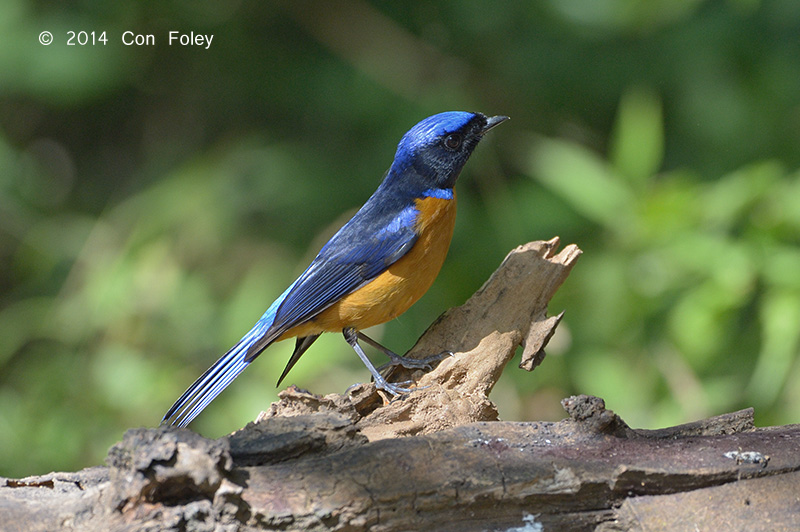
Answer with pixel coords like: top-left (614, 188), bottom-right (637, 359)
top-left (3, 239), bottom-right (799, 532)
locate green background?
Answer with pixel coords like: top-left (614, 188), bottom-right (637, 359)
top-left (2, 1), bottom-right (800, 478)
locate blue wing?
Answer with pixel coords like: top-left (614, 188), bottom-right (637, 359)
top-left (248, 206), bottom-right (418, 359)
top-left (234, 185), bottom-right (420, 359)
top-left (162, 193), bottom-right (419, 427)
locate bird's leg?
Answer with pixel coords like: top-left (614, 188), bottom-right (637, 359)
top-left (343, 327), bottom-right (415, 396)
top-left (357, 331), bottom-right (453, 373)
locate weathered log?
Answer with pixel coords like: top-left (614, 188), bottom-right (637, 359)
top-left (4, 396), bottom-right (799, 532)
top-left (3, 239), bottom-right (798, 532)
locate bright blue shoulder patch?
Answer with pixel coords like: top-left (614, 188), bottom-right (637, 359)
top-left (421, 187), bottom-right (454, 200)
top-left (374, 204), bottom-right (419, 237)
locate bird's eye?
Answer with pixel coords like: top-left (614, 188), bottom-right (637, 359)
top-left (443, 133), bottom-right (462, 151)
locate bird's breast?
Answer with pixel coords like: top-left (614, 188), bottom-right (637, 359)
top-left (294, 193), bottom-right (457, 334)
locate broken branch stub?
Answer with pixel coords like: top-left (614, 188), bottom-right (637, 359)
top-left (404, 236), bottom-right (581, 392)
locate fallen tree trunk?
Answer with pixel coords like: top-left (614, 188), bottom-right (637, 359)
top-left (3, 239), bottom-right (799, 532)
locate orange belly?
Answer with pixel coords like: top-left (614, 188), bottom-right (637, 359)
top-left (280, 193), bottom-right (457, 339)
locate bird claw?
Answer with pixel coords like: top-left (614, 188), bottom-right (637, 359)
top-left (377, 350), bottom-right (453, 373)
top-left (376, 379), bottom-right (423, 396)
top-left (346, 379), bottom-right (418, 396)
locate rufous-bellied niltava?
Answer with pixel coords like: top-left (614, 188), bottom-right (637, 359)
top-left (162, 111), bottom-right (508, 427)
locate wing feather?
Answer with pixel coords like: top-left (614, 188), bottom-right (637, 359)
top-left (243, 200), bottom-right (419, 361)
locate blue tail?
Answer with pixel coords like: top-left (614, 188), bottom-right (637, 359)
top-left (161, 284), bottom-right (294, 428)
top-left (160, 322), bottom-right (264, 427)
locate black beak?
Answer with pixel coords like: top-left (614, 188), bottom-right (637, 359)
top-left (482, 115), bottom-right (510, 134)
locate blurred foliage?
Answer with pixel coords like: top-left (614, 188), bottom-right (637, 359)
top-left (1, 0), bottom-right (800, 477)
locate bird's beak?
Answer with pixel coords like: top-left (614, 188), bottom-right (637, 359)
top-left (482, 115), bottom-right (510, 134)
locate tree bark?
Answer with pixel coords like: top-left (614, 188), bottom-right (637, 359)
top-left (3, 238), bottom-right (799, 532)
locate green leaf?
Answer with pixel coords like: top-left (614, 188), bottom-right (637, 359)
top-left (528, 137), bottom-right (636, 231)
top-left (747, 290), bottom-right (800, 406)
top-left (701, 160), bottom-right (781, 229)
top-left (610, 87), bottom-right (664, 186)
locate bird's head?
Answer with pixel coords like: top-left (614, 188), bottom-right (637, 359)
top-left (390, 111), bottom-right (508, 191)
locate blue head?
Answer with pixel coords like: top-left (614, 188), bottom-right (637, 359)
top-left (388, 111), bottom-right (509, 192)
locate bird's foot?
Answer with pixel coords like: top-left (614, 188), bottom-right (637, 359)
top-left (344, 329), bottom-right (447, 399)
top-left (356, 332), bottom-right (452, 372)
top-left (377, 350), bottom-right (453, 373)
top-left (375, 377), bottom-right (418, 396)
top-left (345, 378), bottom-right (417, 395)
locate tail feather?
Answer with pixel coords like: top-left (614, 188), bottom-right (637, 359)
top-left (161, 340), bottom-right (252, 427)
top-left (162, 280), bottom-right (297, 427)
top-left (162, 313), bottom-right (279, 427)
top-left (276, 335), bottom-right (320, 387)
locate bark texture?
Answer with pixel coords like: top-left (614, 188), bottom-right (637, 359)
top-left (3, 239), bottom-right (799, 532)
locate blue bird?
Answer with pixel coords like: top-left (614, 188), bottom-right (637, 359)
top-left (162, 111), bottom-right (508, 427)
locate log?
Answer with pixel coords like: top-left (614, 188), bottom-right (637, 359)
top-left (3, 239), bottom-right (799, 532)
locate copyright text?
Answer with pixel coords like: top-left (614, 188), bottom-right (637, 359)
top-left (39, 30), bottom-right (215, 49)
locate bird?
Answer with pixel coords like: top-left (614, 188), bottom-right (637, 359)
top-left (162, 111), bottom-right (508, 427)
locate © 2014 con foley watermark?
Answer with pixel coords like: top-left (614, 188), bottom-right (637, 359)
top-left (38, 31), bottom-right (214, 49)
